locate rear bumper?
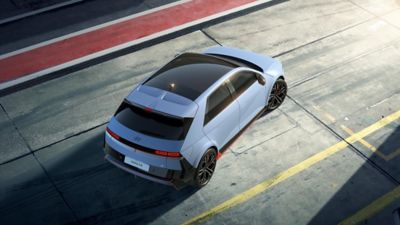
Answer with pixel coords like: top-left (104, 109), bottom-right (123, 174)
top-left (103, 144), bottom-right (196, 189)
top-left (105, 154), bottom-right (174, 186)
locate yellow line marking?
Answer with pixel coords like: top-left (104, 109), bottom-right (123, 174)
top-left (387, 148), bottom-right (400, 161)
top-left (338, 186), bottom-right (400, 225)
top-left (340, 125), bottom-right (389, 161)
top-left (324, 112), bottom-right (337, 123)
top-left (312, 105), bottom-right (336, 123)
top-left (182, 110), bottom-right (400, 225)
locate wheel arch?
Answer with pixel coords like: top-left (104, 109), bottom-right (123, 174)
top-left (192, 145), bottom-right (218, 168)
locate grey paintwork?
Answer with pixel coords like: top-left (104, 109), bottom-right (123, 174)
top-left (2, 0), bottom-right (400, 224)
top-left (105, 46), bottom-right (284, 184)
top-left (126, 85), bottom-right (198, 118)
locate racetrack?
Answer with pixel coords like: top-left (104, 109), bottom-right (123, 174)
top-left (1, 0), bottom-right (400, 224)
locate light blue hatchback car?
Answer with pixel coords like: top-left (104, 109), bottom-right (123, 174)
top-left (104, 46), bottom-right (286, 188)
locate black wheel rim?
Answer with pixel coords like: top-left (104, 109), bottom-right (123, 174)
top-left (197, 150), bottom-right (216, 186)
top-left (268, 81), bottom-right (287, 110)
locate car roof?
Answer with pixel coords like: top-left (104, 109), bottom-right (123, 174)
top-left (143, 53), bottom-right (238, 101)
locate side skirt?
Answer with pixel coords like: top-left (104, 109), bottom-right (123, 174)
top-left (217, 107), bottom-right (268, 159)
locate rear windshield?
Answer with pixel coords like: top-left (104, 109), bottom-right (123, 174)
top-left (115, 101), bottom-right (193, 140)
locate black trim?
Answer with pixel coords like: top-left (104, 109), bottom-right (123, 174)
top-left (208, 54), bottom-right (263, 72)
top-left (114, 100), bottom-right (193, 141)
top-left (104, 144), bottom-right (174, 181)
top-left (106, 128), bottom-right (162, 156)
top-left (106, 155), bottom-right (174, 186)
top-left (104, 143), bottom-right (195, 189)
top-left (219, 107), bottom-right (267, 155)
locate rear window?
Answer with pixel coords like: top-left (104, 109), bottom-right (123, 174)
top-left (115, 101), bottom-right (193, 140)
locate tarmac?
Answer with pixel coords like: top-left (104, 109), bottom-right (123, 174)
top-left (0, 0), bottom-right (178, 53)
top-left (0, 0), bottom-right (400, 225)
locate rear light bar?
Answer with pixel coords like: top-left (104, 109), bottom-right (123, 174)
top-left (106, 127), bottom-right (120, 140)
top-left (106, 127), bottom-right (181, 158)
top-left (144, 107), bottom-right (153, 113)
top-left (154, 150), bottom-right (181, 157)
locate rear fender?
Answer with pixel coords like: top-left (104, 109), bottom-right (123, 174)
top-left (181, 135), bottom-right (217, 168)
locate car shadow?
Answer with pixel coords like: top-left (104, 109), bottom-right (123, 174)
top-left (0, 125), bottom-right (198, 225)
top-left (308, 125), bottom-right (400, 225)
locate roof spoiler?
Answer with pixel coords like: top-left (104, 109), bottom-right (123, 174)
top-left (203, 46), bottom-right (282, 75)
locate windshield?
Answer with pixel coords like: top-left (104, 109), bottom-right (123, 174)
top-left (115, 101), bottom-right (193, 140)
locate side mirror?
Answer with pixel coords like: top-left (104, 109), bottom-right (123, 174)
top-left (256, 74), bottom-right (266, 85)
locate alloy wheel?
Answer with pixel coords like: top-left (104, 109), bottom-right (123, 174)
top-left (267, 79), bottom-right (287, 111)
top-left (195, 149), bottom-right (217, 187)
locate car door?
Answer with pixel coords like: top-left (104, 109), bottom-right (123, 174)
top-left (229, 70), bottom-right (266, 129)
top-left (203, 82), bottom-right (240, 149)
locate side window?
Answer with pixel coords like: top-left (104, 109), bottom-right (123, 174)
top-left (229, 71), bottom-right (257, 97)
top-left (204, 83), bottom-right (233, 125)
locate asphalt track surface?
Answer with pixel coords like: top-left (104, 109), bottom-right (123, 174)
top-left (0, 0), bottom-right (179, 54)
top-left (1, 0), bottom-right (400, 225)
top-left (0, 0), bottom-right (281, 92)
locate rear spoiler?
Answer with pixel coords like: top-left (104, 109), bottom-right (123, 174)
top-left (204, 46), bottom-right (282, 75)
top-left (125, 85), bottom-right (198, 118)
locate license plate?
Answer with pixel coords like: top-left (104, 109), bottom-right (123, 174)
top-left (124, 156), bottom-right (150, 172)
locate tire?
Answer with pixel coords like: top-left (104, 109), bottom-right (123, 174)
top-left (267, 78), bottom-right (287, 111)
top-left (193, 148), bottom-right (217, 188)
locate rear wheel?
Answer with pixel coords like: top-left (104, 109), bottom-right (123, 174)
top-left (193, 148), bottom-right (217, 187)
top-left (267, 78), bottom-right (287, 111)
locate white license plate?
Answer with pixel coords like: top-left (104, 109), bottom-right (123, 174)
top-left (124, 156), bottom-right (150, 172)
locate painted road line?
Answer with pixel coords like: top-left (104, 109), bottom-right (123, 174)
top-left (387, 148), bottom-right (400, 161)
top-left (340, 125), bottom-right (389, 161)
top-left (0, 0), bottom-right (278, 91)
top-left (0, 0), bottom-right (192, 60)
top-left (312, 105), bottom-right (336, 123)
top-left (311, 106), bottom-right (396, 161)
top-left (0, 0), bottom-right (84, 26)
top-left (338, 186), bottom-right (400, 225)
top-left (182, 110), bottom-right (400, 225)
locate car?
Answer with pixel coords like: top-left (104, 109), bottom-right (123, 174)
top-left (103, 46), bottom-right (287, 188)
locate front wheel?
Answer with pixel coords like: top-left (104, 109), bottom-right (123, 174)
top-left (267, 78), bottom-right (287, 111)
top-left (193, 148), bottom-right (217, 188)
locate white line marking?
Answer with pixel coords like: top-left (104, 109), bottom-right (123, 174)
top-left (0, 0), bottom-right (84, 25)
top-left (0, 0), bottom-right (275, 91)
top-left (0, 0), bottom-right (191, 60)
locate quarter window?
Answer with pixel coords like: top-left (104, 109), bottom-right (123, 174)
top-left (230, 71), bottom-right (257, 97)
top-left (204, 83), bottom-right (233, 125)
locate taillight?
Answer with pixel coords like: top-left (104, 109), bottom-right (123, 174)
top-left (106, 127), bottom-right (181, 158)
top-left (144, 107), bottom-right (153, 113)
top-left (106, 127), bottom-right (120, 140)
top-left (155, 150), bottom-right (181, 158)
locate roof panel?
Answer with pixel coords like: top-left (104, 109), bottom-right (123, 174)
top-left (144, 53), bottom-right (236, 100)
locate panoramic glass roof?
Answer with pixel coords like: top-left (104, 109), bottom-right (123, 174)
top-left (144, 53), bottom-right (237, 100)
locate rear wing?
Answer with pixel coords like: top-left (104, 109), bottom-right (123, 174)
top-left (204, 46), bottom-right (282, 76)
